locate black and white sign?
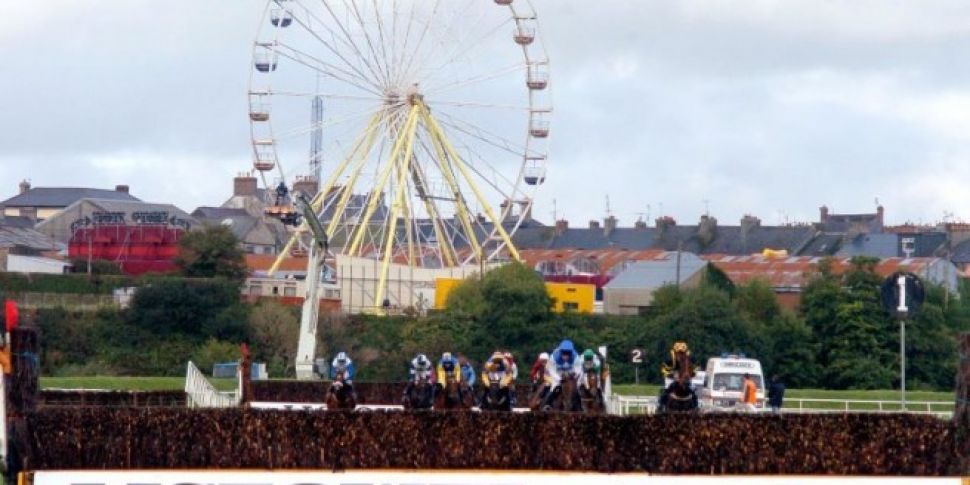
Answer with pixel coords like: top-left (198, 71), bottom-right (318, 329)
top-left (630, 348), bottom-right (644, 364)
top-left (880, 272), bottom-right (925, 318)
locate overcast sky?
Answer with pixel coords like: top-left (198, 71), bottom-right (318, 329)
top-left (3, 1), bottom-right (970, 228)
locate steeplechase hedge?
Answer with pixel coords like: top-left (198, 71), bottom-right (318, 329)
top-left (20, 409), bottom-right (962, 475)
top-left (253, 380), bottom-right (534, 404)
top-left (39, 390), bottom-right (186, 407)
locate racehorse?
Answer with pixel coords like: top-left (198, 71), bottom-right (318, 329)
top-left (325, 370), bottom-right (356, 410)
top-left (543, 372), bottom-right (581, 412)
top-left (579, 370), bottom-right (604, 414)
top-left (434, 374), bottom-right (469, 410)
top-left (479, 371), bottom-right (512, 411)
top-left (403, 375), bottom-right (434, 410)
top-left (658, 346), bottom-right (698, 413)
top-left (528, 380), bottom-right (548, 411)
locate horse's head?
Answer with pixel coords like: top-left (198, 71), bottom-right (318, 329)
top-left (585, 371), bottom-right (599, 389)
top-left (673, 347), bottom-right (693, 384)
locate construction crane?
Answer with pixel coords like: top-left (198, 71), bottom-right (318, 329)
top-left (291, 191), bottom-right (328, 380)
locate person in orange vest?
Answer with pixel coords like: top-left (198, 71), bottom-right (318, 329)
top-left (741, 373), bottom-right (758, 411)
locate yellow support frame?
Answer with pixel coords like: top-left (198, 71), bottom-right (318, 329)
top-left (324, 113), bottom-right (386, 236)
top-left (420, 103), bottom-right (521, 261)
top-left (373, 111), bottom-right (420, 309)
top-left (417, 104), bottom-right (482, 263)
top-left (267, 110), bottom-right (385, 276)
top-left (410, 156), bottom-right (458, 267)
top-left (348, 106), bottom-right (420, 257)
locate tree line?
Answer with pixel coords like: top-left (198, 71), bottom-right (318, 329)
top-left (23, 225), bottom-right (970, 390)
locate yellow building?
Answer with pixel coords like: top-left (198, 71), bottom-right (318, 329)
top-left (435, 278), bottom-right (595, 313)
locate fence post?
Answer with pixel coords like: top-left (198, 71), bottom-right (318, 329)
top-left (955, 332), bottom-right (968, 473)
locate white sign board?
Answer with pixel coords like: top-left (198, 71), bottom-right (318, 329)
top-left (30, 471), bottom-right (961, 485)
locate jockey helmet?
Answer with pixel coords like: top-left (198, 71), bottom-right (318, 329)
top-left (539, 352), bottom-right (549, 361)
top-left (672, 341), bottom-right (689, 353)
top-left (336, 351), bottom-right (348, 363)
top-left (491, 352), bottom-right (504, 364)
top-left (582, 349), bottom-right (596, 361)
top-left (442, 352), bottom-right (453, 362)
top-left (416, 354), bottom-right (429, 366)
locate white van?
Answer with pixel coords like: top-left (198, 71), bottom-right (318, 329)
top-left (696, 354), bottom-right (765, 411)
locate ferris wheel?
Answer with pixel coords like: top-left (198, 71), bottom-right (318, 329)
top-left (249, 0), bottom-right (551, 304)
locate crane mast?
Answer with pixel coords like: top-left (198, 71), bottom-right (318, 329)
top-left (293, 192), bottom-right (328, 380)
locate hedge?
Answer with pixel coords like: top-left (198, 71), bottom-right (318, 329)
top-left (21, 409), bottom-right (960, 474)
top-left (253, 380), bottom-right (533, 404)
top-left (0, 273), bottom-right (135, 295)
top-left (38, 390), bottom-right (186, 408)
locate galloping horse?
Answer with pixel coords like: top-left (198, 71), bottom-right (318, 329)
top-left (543, 372), bottom-right (582, 412)
top-left (325, 369), bottom-right (356, 410)
top-left (479, 371), bottom-right (512, 411)
top-left (434, 374), bottom-right (469, 410)
top-left (403, 375), bottom-right (434, 410)
top-left (658, 342), bottom-right (698, 413)
top-left (579, 370), bottom-right (604, 413)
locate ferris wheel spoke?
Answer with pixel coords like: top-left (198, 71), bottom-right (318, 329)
top-left (433, 113), bottom-right (529, 157)
top-left (423, 16), bottom-right (511, 86)
top-left (429, 99), bottom-right (532, 112)
top-left (286, 0), bottom-right (384, 88)
top-left (270, 105), bottom-right (383, 140)
top-left (317, 0), bottom-right (389, 90)
top-left (370, 0), bottom-right (396, 87)
top-left (345, 0), bottom-right (391, 87)
top-left (399, 0), bottom-right (466, 85)
top-left (397, 0), bottom-right (440, 88)
top-left (270, 90), bottom-right (381, 102)
top-left (274, 42), bottom-right (383, 95)
top-left (423, 62), bottom-right (525, 97)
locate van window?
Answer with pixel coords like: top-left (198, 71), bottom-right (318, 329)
top-left (711, 373), bottom-right (763, 391)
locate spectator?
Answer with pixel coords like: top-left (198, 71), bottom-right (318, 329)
top-left (740, 373), bottom-right (758, 412)
top-left (768, 374), bottom-right (785, 414)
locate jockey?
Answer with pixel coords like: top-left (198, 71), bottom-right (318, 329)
top-left (546, 339), bottom-right (581, 388)
top-left (541, 339), bottom-right (581, 408)
top-left (578, 349), bottom-right (602, 392)
top-left (660, 341), bottom-right (695, 380)
top-left (529, 351), bottom-right (552, 402)
top-left (458, 354), bottom-right (477, 391)
top-left (503, 351), bottom-right (519, 406)
top-left (436, 352), bottom-right (463, 389)
top-left (481, 351), bottom-right (515, 389)
top-left (529, 352), bottom-right (550, 385)
top-left (329, 351), bottom-right (356, 384)
top-left (402, 353), bottom-right (435, 400)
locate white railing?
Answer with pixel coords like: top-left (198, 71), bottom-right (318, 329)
top-left (185, 361), bottom-right (239, 408)
top-left (782, 398), bottom-right (953, 418)
top-left (609, 394), bottom-right (953, 418)
top-left (607, 394), bottom-right (657, 415)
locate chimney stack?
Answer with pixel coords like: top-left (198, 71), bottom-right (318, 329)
top-left (655, 216), bottom-right (676, 236)
top-left (876, 205), bottom-right (885, 229)
top-left (18, 180), bottom-right (30, 195)
top-left (819, 205), bottom-right (829, 223)
top-left (604, 215), bottom-right (618, 236)
top-left (115, 184), bottom-right (130, 194)
top-left (292, 176), bottom-right (319, 198)
top-left (233, 174), bottom-right (258, 197)
top-left (589, 220), bottom-right (601, 230)
top-left (519, 201), bottom-right (532, 221)
top-left (555, 219), bottom-right (568, 235)
top-left (634, 219), bottom-right (648, 230)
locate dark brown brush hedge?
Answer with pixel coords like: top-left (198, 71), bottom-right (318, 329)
top-left (253, 380), bottom-right (533, 404)
top-left (39, 390), bottom-right (186, 407)
top-left (21, 408), bottom-right (961, 475)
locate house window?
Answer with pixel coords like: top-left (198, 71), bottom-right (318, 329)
top-left (272, 286), bottom-right (279, 295)
top-left (248, 285), bottom-right (262, 296)
top-left (563, 302), bottom-right (579, 311)
top-left (283, 286), bottom-right (296, 297)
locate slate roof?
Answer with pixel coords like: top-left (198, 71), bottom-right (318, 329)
top-left (0, 226), bottom-right (62, 252)
top-left (1, 187), bottom-right (140, 208)
top-left (837, 233), bottom-right (899, 258)
top-left (192, 207), bottom-right (251, 220)
top-left (536, 223), bottom-right (818, 255)
top-left (604, 253), bottom-right (706, 290)
top-left (951, 239), bottom-right (970, 264)
top-left (0, 215), bottom-right (36, 229)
